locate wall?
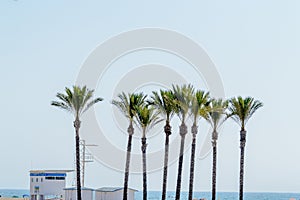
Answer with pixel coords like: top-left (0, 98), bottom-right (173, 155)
top-left (64, 190), bottom-right (93, 200)
top-left (95, 189), bottom-right (135, 200)
top-left (30, 175), bottom-right (65, 197)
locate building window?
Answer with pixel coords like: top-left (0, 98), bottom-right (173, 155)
top-left (36, 178), bottom-right (38, 182)
top-left (41, 178), bottom-right (43, 182)
top-left (45, 176), bottom-right (65, 181)
top-left (31, 178), bottom-right (33, 182)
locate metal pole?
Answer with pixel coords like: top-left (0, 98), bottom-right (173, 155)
top-left (80, 139), bottom-right (97, 188)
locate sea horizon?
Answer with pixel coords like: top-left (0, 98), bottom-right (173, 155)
top-left (2, 188), bottom-right (300, 193)
top-left (1, 189), bottom-right (300, 200)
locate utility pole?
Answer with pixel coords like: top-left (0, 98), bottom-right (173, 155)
top-left (80, 140), bottom-right (97, 187)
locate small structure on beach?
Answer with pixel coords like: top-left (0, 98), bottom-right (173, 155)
top-left (64, 187), bottom-right (94, 200)
top-left (95, 187), bottom-right (137, 200)
top-left (29, 169), bottom-right (73, 200)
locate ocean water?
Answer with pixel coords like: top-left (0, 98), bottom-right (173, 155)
top-left (0, 189), bottom-right (30, 198)
top-left (135, 191), bottom-right (300, 200)
top-left (1, 189), bottom-right (299, 200)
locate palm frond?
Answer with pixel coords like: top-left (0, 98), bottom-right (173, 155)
top-left (79, 89), bottom-right (93, 114)
top-left (51, 101), bottom-right (72, 113)
top-left (228, 96), bottom-right (263, 129)
top-left (248, 99), bottom-right (263, 121)
top-left (150, 89), bottom-right (177, 122)
top-left (112, 92), bottom-right (129, 118)
top-left (172, 84), bottom-right (195, 122)
top-left (55, 92), bottom-right (73, 112)
top-left (82, 97), bottom-right (103, 114)
top-left (205, 98), bottom-right (228, 131)
top-left (135, 104), bottom-right (163, 138)
top-left (190, 90), bottom-right (211, 124)
top-left (51, 85), bottom-right (103, 118)
top-left (112, 92), bottom-right (147, 122)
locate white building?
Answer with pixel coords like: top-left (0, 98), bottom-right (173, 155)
top-left (95, 187), bottom-right (137, 200)
top-left (30, 170), bottom-right (73, 199)
top-left (64, 187), bottom-right (94, 200)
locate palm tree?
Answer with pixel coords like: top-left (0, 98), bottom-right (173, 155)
top-left (228, 96), bottom-right (263, 200)
top-left (51, 85), bottom-right (103, 200)
top-left (150, 89), bottom-right (177, 200)
top-left (173, 84), bottom-right (195, 200)
top-left (205, 99), bottom-right (228, 200)
top-left (135, 102), bottom-right (162, 200)
top-left (112, 92), bottom-right (146, 200)
top-left (188, 90), bottom-right (210, 200)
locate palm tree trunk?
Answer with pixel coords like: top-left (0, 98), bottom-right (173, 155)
top-left (141, 137), bottom-right (147, 200)
top-left (175, 123), bottom-right (187, 200)
top-left (123, 122), bottom-right (134, 200)
top-left (211, 140), bottom-right (217, 200)
top-left (161, 121), bottom-right (171, 200)
top-left (74, 118), bottom-right (82, 200)
top-left (188, 124), bottom-right (198, 200)
top-left (239, 130), bottom-right (247, 200)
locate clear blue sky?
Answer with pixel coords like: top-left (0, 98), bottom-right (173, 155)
top-left (1, 0), bottom-right (300, 193)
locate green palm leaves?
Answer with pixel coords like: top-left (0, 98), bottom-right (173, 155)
top-left (206, 99), bottom-right (228, 133)
top-left (150, 90), bottom-right (177, 123)
top-left (228, 96), bottom-right (263, 130)
top-left (51, 85), bottom-right (103, 118)
top-left (112, 92), bottom-right (146, 123)
top-left (191, 90), bottom-right (211, 125)
top-left (135, 104), bottom-right (162, 137)
top-left (173, 84), bottom-right (195, 123)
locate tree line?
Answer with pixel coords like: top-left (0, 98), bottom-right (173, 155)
top-left (51, 84), bottom-right (263, 200)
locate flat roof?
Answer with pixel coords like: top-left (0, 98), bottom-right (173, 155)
top-left (96, 187), bottom-right (138, 192)
top-left (64, 187), bottom-right (94, 191)
top-left (30, 170), bottom-right (74, 173)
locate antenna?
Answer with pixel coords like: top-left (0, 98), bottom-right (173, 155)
top-left (80, 139), bottom-right (98, 187)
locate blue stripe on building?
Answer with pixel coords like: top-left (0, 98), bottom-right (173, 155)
top-left (30, 173), bottom-right (66, 177)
